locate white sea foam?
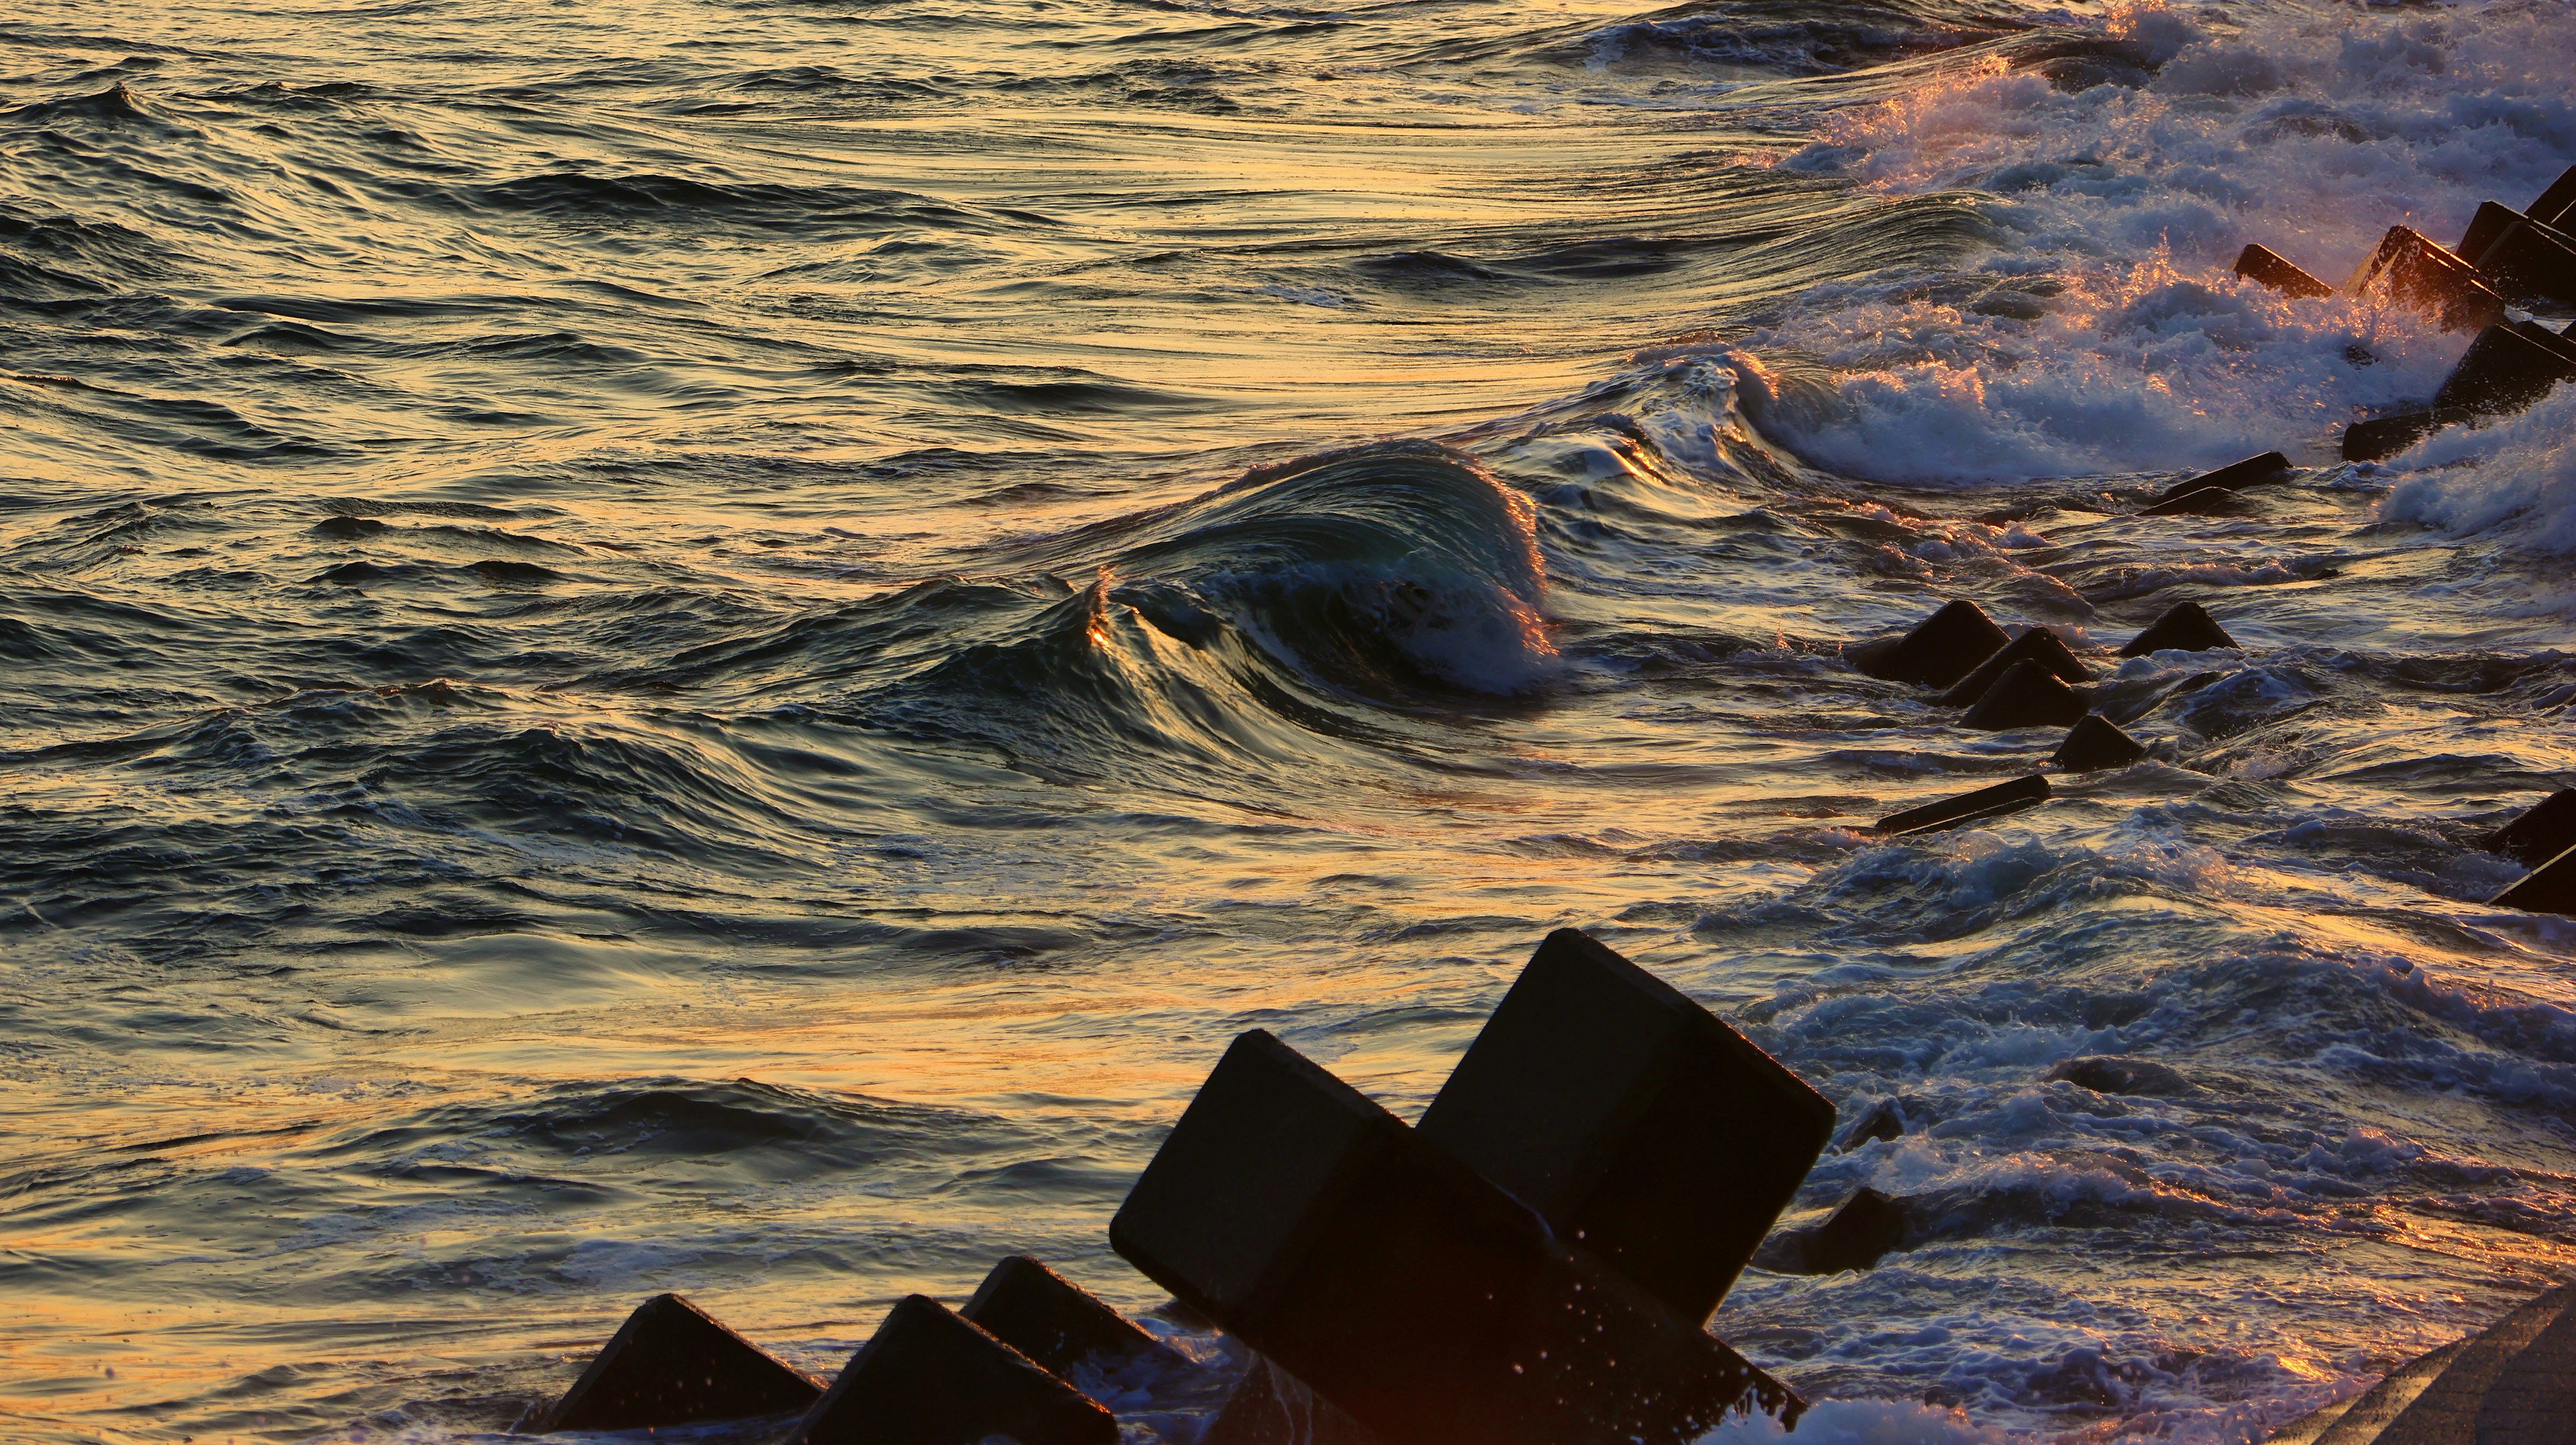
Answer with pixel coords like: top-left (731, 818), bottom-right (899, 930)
top-left (1746, 0), bottom-right (2576, 482)
top-left (2376, 384), bottom-right (2576, 557)
top-left (1700, 1397), bottom-right (2007, 1444)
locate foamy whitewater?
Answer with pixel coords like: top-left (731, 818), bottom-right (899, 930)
top-left (1, 0), bottom-right (2571, 1440)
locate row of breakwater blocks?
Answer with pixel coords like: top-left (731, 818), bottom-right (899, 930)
top-left (516, 926), bottom-right (1857, 1444)
top-left (506, 633), bottom-right (2576, 1445)
top-left (2232, 165), bottom-right (2576, 460)
top-left (1851, 593), bottom-right (2576, 915)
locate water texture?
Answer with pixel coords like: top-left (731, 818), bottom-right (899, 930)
top-left (1, 0), bottom-right (2571, 1439)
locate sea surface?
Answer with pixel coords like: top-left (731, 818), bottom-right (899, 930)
top-left (3, 0), bottom-right (2573, 1439)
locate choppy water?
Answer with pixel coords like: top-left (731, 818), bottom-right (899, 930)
top-left (3, 0), bottom-right (2574, 1438)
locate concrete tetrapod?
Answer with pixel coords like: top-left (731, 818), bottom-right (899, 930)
top-left (523, 1293), bottom-right (823, 1435)
top-left (2533, 164), bottom-right (2576, 229)
top-left (1876, 775), bottom-right (2050, 836)
top-left (1415, 927), bottom-right (1836, 1323)
top-left (1958, 660), bottom-right (2088, 731)
top-left (2431, 324), bottom-right (2576, 415)
top-left (1200, 1358), bottom-right (1380, 1445)
top-left (2144, 451), bottom-right (2296, 510)
top-left (2233, 244), bottom-right (2332, 298)
top-left (961, 1255), bottom-right (1181, 1379)
top-left (2051, 714), bottom-right (2147, 772)
top-left (2490, 843), bottom-right (2576, 918)
top-left (1792, 1188), bottom-right (1911, 1275)
top-left (1850, 599), bottom-right (2009, 689)
top-left (1109, 1030), bottom-right (1804, 1445)
top-left (2467, 208), bottom-right (2576, 307)
top-left (2121, 602), bottom-right (2236, 657)
top-left (1939, 627), bottom-right (2090, 707)
top-left (784, 1295), bottom-right (1116, 1445)
top-left (2481, 787), bottom-right (2576, 871)
top-left (2349, 226), bottom-right (2506, 333)
top-left (2344, 407), bottom-right (2475, 462)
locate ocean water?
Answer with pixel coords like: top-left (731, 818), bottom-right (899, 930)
top-left (2, 0), bottom-right (2573, 1438)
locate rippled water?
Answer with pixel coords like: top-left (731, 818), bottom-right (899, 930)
top-left (3, 0), bottom-right (2573, 1439)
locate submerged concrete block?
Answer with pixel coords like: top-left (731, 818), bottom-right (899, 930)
top-left (784, 1295), bottom-right (1116, 1445)
top-left (1795, 1188), bottom-right (1910, 1275)
top-left (1851, 599), bottom-right (2009, 689)
top-left (1200, 1357), bottom-right (1380, 1445)
top-left (1875, 774), bottom-right (2050, 837)
top-left (527, 1293), bottom-right (823, 1434)
top-left (2048, 1055), bottom-right (2192, 1096)
top-left (1958, 660), bottom-right (2087, 731)
top-left (1939, 627), bottom-right (2089, 707)
top-left (1835, 1099), bottom-right (1905, 1151)
top-left (2232, 244), bottom-right (2332, 299)
top-left (961, 1255), bottom-right (1177, 1380)
top-left (2476, 210), bottom-right (2576, 307)
top-left (1110, 1030), bottom-right (1804, 1445)
top-left (2432, 324), bottom-right (2576, 416)
top-left (2050, 714), bottom-right (2147, 772)
top-left (2351, 226), bottom-right (2506, 333)
top-left (2156, 451), bottom-right (2296, 506)
top-left (2534, 164), bottom-right (2576, 230)
top-left (1417, 928), bottom-right (1835, 1323)
top-left (2483, 788), bottom-right (2576, 871)
top-left (2343, 405), bottom-right (2474, 462)
top-left (2491, 843), bottom-right (2576, 918)
top-left (2118, 602), bottom-right (2235, 657)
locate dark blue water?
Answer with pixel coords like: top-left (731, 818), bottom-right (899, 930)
top-left (3, 0), bottom-right (2573, 1440)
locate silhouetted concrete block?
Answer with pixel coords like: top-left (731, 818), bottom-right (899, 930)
top-left (1794, 1189), bottom-right (1910, 1275)
top-left (1875, 774), bottom-right (2049, 837)
top-left (2457, 201), bottom-right (2521, 269)
top-left (2432, 324), bottom-right (2576, 415)
top-left (2475, 211), bottom-right (2576, 307)
top-left (2491, 844), bottom-right (2576, 918)
top-left (1110, 1030), bottom-right (1803, 1445)
top-left (2353, 226), bottom-right (2506, 333)
top-left (961, 1255), bottom-right (1178, 1380)
top-left (1850, 599), bottom-right (2009, 689)
top-left (2050, 714), bottom-right (2147, 772)
top-left (2302, 1285), bottom-right (2574, 1445)
top-left (1200, 1357), bottom-right (1379, 1445)
top-left (2483, 788), bottom-right (2576, 871)
top-left (2118, 602), bottom-right (2235, 657)
top-left (2475, 1285), bottom-right (2576, 1445)
top-left (2533, 166), bottom-right (2576, 230)
top-left (2048, 1056), bottom-right (2192, 1096)
top-left (2233, 244), bottom-right (2332, 299)
top-left (2148, 451), bottom-right (2292, 506)
top-left (1835, 1099), bottom-right (1904, 1151)
top-left (2343, 406), bottom-right (2473, 462)
top-left (1939, 627), bottom-right (2089, 706)
top-left (784, 1295), bottom-right (1116, 1445)
top-left (1958, 660), bottom-right (2086, 731)
top-left (527, 1293), bottom-right (822, 1434)
top-left (1417, 928), bottom-right (1835, 1323)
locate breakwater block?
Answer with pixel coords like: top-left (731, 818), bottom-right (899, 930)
top-left (1201, 1358), bottom-right (1380, 1445)
top-left (2119, 602), bottom-right (2235, 657)
top-left (784, 1295), bottom-right (1116, 1445)
top-left (2432, 324), bottom-right (2576, 415)
top-left (1109, 1030), bottom-right (1804, 1445)
top-left (2232, 244), bottom-right (2332, 299)
top-left (2048, 1056), bottom-right (2192, 1096)
top-left (2458, 201), bottom-right (2522, 268)
top-left (1959, 660), bottom-right (2087, 731)
top-left (2145, 451), bottom-right (2293, 509)
top-left (2473, 210), bottom-right (2576, 307)
top-left (1836, 1099), bottom-right (1904, 1150)
top-left (526, 1293), bottom-right (823, 1434)
top-left (1876, 774), bottom-right (2050, 837)
top-left (2491, 844), bottom-right (2576, 918)
top-left (1416, 928), bottom-right (1835, 1323)
top-left (1794, 1188), bottom-right (1910, 1275)
top-left (1939, 627), bottom-right (2089, 707)
top-left (2483, 788), bottom-right (2576, 870)
top-left (1850, 600), bottom-right (2008, 689)
top-left (961, 1255), bottom-right (1179, 1379)
top-left (2343, 405), bottom-right (2474, 462)
top-left (2535, 165), bottom-right (2576, 229)
top-left (2351, 225), bottom-right (2506, 333)
top-left (2050, 714), bottom-right (2147, 772)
